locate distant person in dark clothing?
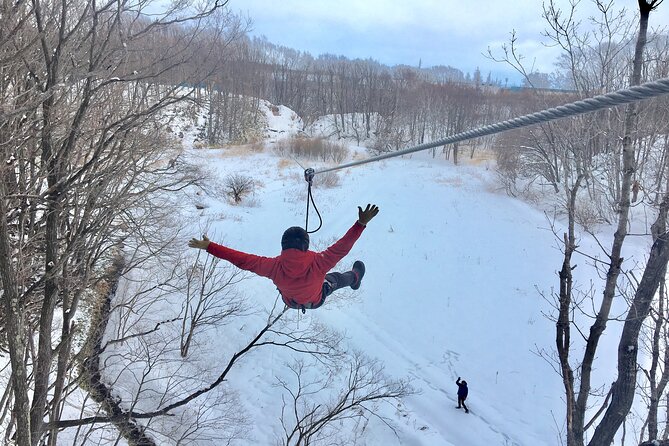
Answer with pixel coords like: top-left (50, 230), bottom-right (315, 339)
top-left (456, 377), bottom-right (469, 413)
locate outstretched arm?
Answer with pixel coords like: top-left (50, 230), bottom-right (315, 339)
top-left (317, 204), bottom-right (380, 271)
top-left (188, 235), bottom-right (277, 278)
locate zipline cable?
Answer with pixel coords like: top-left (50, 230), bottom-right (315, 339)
top-left (309, 76), bottom-right (669, 177)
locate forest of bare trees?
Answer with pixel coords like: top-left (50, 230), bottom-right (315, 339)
top-left (2, 0), bottom-right (669, 444)
top-left (492, 1), bottom-right (669, 445)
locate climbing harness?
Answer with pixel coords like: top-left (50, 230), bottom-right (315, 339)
top-left (281, 277), bottom-right (330, 315)
top-left (282, 286), bottom-right (326, 314)
top-left (283, 291), bottom-right (308, 314)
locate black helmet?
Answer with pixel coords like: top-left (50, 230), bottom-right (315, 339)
top-left (281, 227), bottom-right (309, 251)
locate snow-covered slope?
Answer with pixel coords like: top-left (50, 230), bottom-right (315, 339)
top-left (82, 100), bottom-right (649, 446)
top-left (184, 147), bottom-right (568, 445)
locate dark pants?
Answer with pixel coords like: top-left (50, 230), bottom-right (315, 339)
top-left (457, 397), bottom-right (469, 413)
top-left (286, 271), bottom-right (357, 311)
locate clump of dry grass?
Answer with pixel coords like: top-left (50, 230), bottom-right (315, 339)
top-left (273, 137), bottom-right (349, 164)
top-left (276, 158), bottom-right (293, 170)
top-left (313, 172), bottom-right (340, 189)
top-left (249, 140), bottom-right (265, 152)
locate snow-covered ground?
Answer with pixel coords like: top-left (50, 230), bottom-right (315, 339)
top-left (182, 146), bottom-right (565, 445)
top-left (185, 103), bottom-right (654, 445)
top-left (58, 102), bottom-right (652, 445)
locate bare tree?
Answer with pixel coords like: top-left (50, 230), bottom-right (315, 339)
top-left (59, 281), bottom-right (403, 443)
top-left (492, 1), bottom-right (667, 445)
top-left (576, 3), bottom-right (665, 445)
top-left (0, 1), bottom-right (241, 444)
top-left (277, 353), bottom-right (413, 446)
top-left (177, 250), bottom-right (247, 357)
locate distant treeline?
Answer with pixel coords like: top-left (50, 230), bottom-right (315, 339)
top-left (169, 28), bottom-right (577, 158)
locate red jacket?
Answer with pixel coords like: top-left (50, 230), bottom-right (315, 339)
top-left (206, 221), bottom-right (365, 306)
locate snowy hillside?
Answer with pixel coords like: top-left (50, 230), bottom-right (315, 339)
top-left (69, 101), bottom-right (648, 446)
top-left (182, 147), bottom-right (571, 446)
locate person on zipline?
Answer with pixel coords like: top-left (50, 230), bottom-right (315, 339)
top-left (188, 204), bottom-right (379, 311)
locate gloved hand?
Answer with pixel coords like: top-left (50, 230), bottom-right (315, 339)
top-left (357, 204), bottom-right (379, 226)
top-left (188, 234), bottom-right (211, 250)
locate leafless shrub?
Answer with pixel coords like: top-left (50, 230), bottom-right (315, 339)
top-left (574, 199), bottom-right (607, 232)
top-left (328, 142), bottom-right (349, 164)
top-left (277, 351), bottom-right (414, 446)
top-left (369, 127), bottom-right (412, 156)
top-left (495, 143), bottom-right (522, 197)
top-left (225, 174), bottom-right (254, 204)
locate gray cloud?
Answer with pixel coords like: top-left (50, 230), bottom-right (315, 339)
top-left (233, 0), bottom-right (669, 84)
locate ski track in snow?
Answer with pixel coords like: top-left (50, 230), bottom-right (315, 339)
top-left (341, 278), bottom-right (528, 446)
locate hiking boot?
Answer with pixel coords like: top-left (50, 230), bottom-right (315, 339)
top-left (350, 261), bottom-right (365, 290)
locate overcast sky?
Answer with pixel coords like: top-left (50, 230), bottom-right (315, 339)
top-left (230, 0), bottom-right (669, 86)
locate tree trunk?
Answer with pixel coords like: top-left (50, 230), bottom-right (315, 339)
top-left (591, 230), bottom-right (669, 445)
top-left (30, 71), bottom-right (61, 446)
top-left (0, 185), bottom-right (31, 445)
top-left (558, 176), bottom-right (585, 446)
top-left (644, 194), bottom-right (669, 441)
top-left (588, 3), bottom-right (656, 444)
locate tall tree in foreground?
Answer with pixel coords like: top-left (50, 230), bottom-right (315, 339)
top-left (492, 1), bottom-right (667, 444)
top-left (546, 1), bottom-right (666, 445)
top-left (589, 2), bottom-right (667, 441)
top-left (0, 1), bottom-right (239, 444)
